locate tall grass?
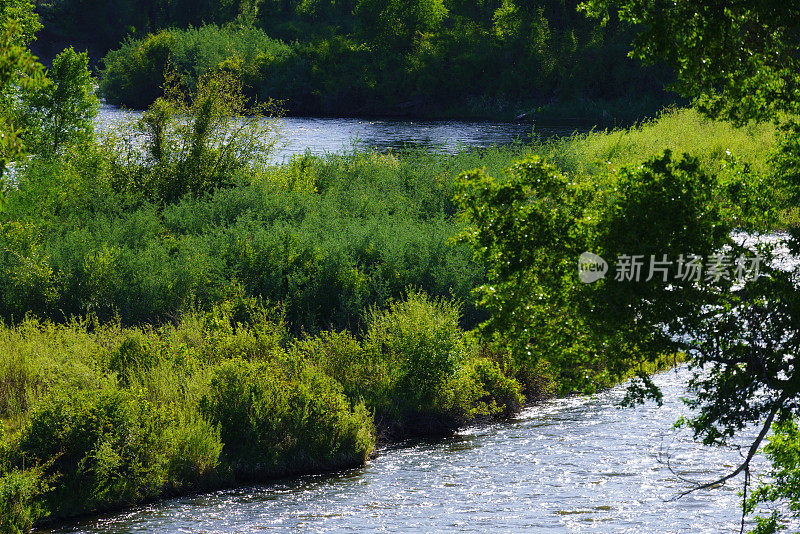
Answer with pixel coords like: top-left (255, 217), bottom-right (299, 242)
top-left (537, 107), bottom-right (777, 177)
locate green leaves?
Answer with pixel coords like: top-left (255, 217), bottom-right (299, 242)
top-left (455, 157), bottom-right (599, 394)
top-left (355, 0), bottom-right (448, 50)
top-left (110, 66), bottom-right (283, 204)
top-left (0, 18), bottom-right (44, 178)
top-left (19, 47), bottom-right (99, 155)
top-left (581, 0), bottom-right (800, 125)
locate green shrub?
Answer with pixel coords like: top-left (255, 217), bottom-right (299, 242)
top-left (199, 356), bottom-right (374, 478)
top-left (100, 25), bottom-right (292, 108)
top-left (163, 415), bottom-right (223, 491)
top-left (0, 317), bottom-right (115, 422)
top-left (446, 357), bottom-right (524, 422)
top-left (293, 329), bottom-right (392, 408)
top-left (192, 294), bottom-right (288, 363)
top-left (19, 47), bottom-right (99, 155)
top-left (109, 330), bottom-right (159, 386)
top-left (364, 290), bottom-right (464, 414)
top-left (107, 67), bottom-right (282, 205)
top-left (0, 468), bottom-right (47, 534)
top-left (99, 31), bottom-right (175, 109)
top-left (14, 389), bottom-right (170, 517)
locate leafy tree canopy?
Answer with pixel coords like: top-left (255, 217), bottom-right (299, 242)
top-left (0, 0), bottom-right (40, 44)
top-left (580, 0), bottom-right (800, 125)
top-left (0, 1), bottom-right (44, 178)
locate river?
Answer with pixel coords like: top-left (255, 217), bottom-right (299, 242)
top-left (94, 105), bottom-right (551, 161)
top-left (44, 366), bottom-right (774, 534)
top-left (45, 109), bottom-right (782, 533)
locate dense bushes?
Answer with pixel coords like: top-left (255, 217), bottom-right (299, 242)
top-left (200, 357), bottom-right (374, 477)
top-left (108, 67), bottom-right (281, 204)
top-left (295, 291), bottom-right (525, 435)
top-left (364, 292), bottom-right (463, 414)
top-left (96, 9), bottom-right (674, 118)
top-left (100, 25), bottom-right (291, 109)
top-left (0, 291), bottom-right (527, 529)
top-left (0, 292), bottom-right (526, 529)
top-left (0, 106), bottom-right (778, 331)
top-left (15, 389), bottom-right (174, 516)
top-left (0, 136), bottom-right (489, 330)
top-left (0, 467), bottom-right (45, 534)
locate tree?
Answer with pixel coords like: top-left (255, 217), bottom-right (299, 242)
top-left (20, 47), bottom-right (99, 155)
top-left (456, 148), bottom-right (791, 528)
top-left (108, 67), bottom-right (283, 203)
top-left (574, 0), bottom-right (800, 530)
top-left (0, 0), bottom-right (44, 179)
top-left (355, 0), bottom-right (448, 49)
top-left (0, 0), bottom-right (40, 45)
top-left (579, 0), bottom-right (800, 125)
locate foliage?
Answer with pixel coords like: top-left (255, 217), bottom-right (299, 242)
top-left (19, 47), bottom-right (99, 155)
top-left (0, 97), bottom-right (784, 527)
top-left (364, 290), bottom-right (464, 414)
top-left (108, 66), bottom-right (282, 204)
top-left (0, 0), bottom-right (39, 45)
top-left (580, 0), bottom-right (800, 125)
top-left (14, 388), bottom-right (172, 516)
top-left (37, 0), bottom-right (259, 53)
top-left (0, 107), bottom-right (777, 329)
top-left (95, 1), bottom-right (674, 117)
top-left (748, 419), bottom-right (800, 534)
top-left (0, 467), bottom-right (47, 533)
top-left (455, 156), bottom-right (601, 394)
top-left (456, 144), bottom-right (800, 528)
top-left (446, 356), bottom-right (524, 421)
top-left (582, 0), bottom-right (800, 527)
top-left (456, 146), bottom-right (791, 413)
top-left (100, 25), bottom-right (291, 108)
top-left (293, 292), bottom-right (525, 433)
top-left (355, 0), bottom-right (448, 49)
top-left (0, 18), bottom-right (44, 178)
top-left (199, 356), bottom-right (374, 477)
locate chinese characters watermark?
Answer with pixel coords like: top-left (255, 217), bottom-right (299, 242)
top-left (578, 252), bottom-right (761, 284)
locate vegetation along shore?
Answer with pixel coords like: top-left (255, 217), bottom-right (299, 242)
top-left (3, 0), bottom-right (800, 532)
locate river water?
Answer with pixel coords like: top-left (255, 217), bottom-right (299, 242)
top-left (45, 108), bottom-right (782, 533)
top-left (45, 367), bottom-right (771, 534)
top-left (94, 105), bottom-right (546, 161)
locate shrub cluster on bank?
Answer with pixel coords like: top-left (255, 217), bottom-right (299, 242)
top-left (0, 292), bottom-right (525, 530)
top-left (95, 17), bottom-right (674, 119)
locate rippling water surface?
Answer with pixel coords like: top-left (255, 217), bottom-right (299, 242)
top-left (46, 367), bottom-right (773, 534)
top-left (95, 106), bottom-right (546, 161)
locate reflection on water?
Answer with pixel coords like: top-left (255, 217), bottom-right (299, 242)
top-left (44, 367), bottom-right (783, 534)
top-left (95, 106), bottom-right (561, 161)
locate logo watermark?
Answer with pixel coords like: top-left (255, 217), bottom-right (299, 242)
top-left (578, 252), bottom-right (761, 284)
top-left (578, 252), bottom-right (609, 283)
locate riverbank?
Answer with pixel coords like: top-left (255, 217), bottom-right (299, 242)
top-left (0, 297), bottom-right (529, 531)
top-left (0, 306), bottom-right (680, 532)
top-left (41, 366), bottom-right (757, 534)
top-left (0, 106), bottom-right (781, 531)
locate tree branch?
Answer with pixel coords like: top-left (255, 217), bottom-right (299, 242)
top-left (672, 396), bottom-right (783, 500)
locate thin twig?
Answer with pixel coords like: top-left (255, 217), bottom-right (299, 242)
top-left (673, 399), bottom-right (781, 499)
